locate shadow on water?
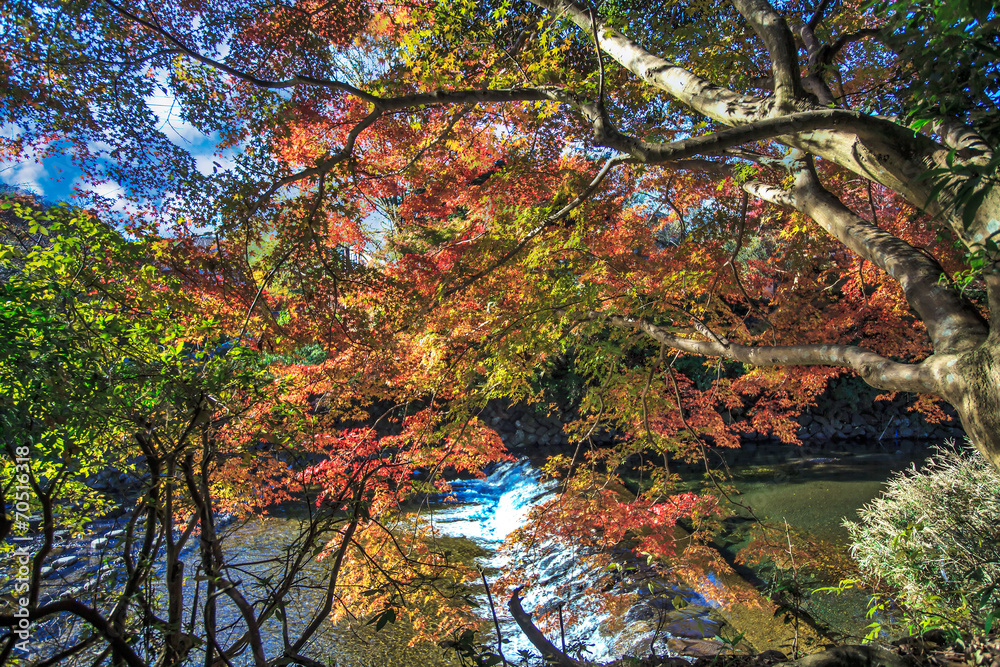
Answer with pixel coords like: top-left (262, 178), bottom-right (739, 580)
top-left (728, 452), bottom-right (931, 543)
top-left (123, 461), bottom-right (721, 666)
top-left (210, 450), bottom-right (929, 662)
top-left (703, 449), bottom-right (937, 643)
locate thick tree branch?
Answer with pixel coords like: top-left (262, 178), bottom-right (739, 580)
top-left (789, 156), bottom-right (990, 353)
top-left (745, 160), bottom-right (988, 353)
top-left (508, 589), bottom-right (583, 667)
top-left (807, 0), bottom-right (833, 32)
top-left (599, 313), bottom-right (934, 393)
top-left (745, 74), bottom-right (835, 106)
top-left (796, 9), bottom-right (837, 105)
top-left (528, 0), bottom-right (996, 248)
top-left (376, 86), bottom-right (569, 112)
top-left (597, 109), bottom-right (869, 163)
top-left (930, 118), bottom-right (994, 159)
top-left (530, 0), bottom-right (765, 124)
top-left (987, 269), bottom-right (1000, 334)
top-left (730, 0), bottom-right (805, 112)
top-left (742, 180), bottom-right (796, 208)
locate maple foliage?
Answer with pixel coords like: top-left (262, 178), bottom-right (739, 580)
top-left (2, 0), bottom-right (1000, 663)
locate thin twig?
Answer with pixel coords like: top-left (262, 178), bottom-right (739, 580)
top-left (640, 343), bottom-right (668, 473)
top-left (588, 4), bottom-right (607, 114)
top-left (479, 568), bottom-right (509, 667)
top-left (784, 519), bottom-right (801, 658)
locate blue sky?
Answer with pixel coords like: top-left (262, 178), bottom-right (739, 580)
top-left (1, 84), bottom-right (233, 206)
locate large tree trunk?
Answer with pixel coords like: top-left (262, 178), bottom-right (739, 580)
top-left (944, 334), bottom-right (1000, 470)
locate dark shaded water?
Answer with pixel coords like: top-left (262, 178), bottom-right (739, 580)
top-left (720, 450), bottom-right (936, 641)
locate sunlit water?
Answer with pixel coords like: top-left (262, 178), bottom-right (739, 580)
top-left (429, 460), bottom-right (716, 664)
top-left (430, 460), bottom-right (557, 542)
top-left (205, 451), bottom-right (932, 661)
top-left (187, 460), bottom-right (715, 665)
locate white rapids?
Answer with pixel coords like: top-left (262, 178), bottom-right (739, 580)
top-left (429, 460), bottom-right (718, 664)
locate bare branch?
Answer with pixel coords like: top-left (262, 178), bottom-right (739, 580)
top-left (807, 0), bottom-right (833, 31)
top-left (822, 28), bottom-right (881, 66)
top-left (595, 109), bottom-right (874, 163)
top-left (101, 0), bottom-right (380, 103)
top-left (289, 498), bottom-right (363, 654)
top-left (0, 601), bottom-right (147, 667)
top-left (508, 589), bottom-right (583, 667)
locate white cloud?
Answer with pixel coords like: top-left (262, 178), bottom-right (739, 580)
top-left (146, 72), bottom-right (208, 147)
top-left (72, 176), bottom-right (141, 217)
top-left (1, 160), bottom-right (50, 197)
top-left (144, 76), bottom-right (242, 179)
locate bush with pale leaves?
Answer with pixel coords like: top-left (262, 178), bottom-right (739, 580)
top-left (846, 442), bottom-right (1000, 622)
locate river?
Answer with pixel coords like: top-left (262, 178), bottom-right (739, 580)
top-left (218, 450), bottom-right (926, 664)
top-left (158, 460), bottom-right (723, 665)
top-left (32, 448), bottom-right (930, 665)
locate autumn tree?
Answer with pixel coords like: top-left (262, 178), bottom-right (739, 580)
top-left (1, 0), bottom-right (1000, 661)
top-left (2, 0), bottom-right (996, 461)
top-left (0, 196), bottom-right (509, 664)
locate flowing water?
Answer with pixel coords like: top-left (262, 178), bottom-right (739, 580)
top-left (181, 460), bottom-right (722, 665)
top-left (32, 449), bottom-right (929, 664)
top-left (429, 460), bottom-right (721, 663)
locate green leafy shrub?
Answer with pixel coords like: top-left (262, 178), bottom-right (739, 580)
top-left (846, 441), bottom-right (1000, 627)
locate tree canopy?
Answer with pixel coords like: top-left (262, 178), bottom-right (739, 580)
top-left (1, 0), bottom-right (999, 663)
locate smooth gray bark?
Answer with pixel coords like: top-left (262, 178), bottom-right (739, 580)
top-left (525, 0), bottom-right (1000, 466)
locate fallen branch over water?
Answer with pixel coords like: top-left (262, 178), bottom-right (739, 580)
top-left (508, 587), bottom-right (585, 667)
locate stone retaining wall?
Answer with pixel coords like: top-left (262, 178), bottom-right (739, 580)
top-left (478, 388), bottom-right (965, 465)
